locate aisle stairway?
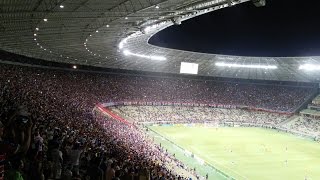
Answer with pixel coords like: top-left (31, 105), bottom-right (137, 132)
top-left (279, 92), bottom-right (320, 138)
top-left (277, 115), bottom-right (299, 127)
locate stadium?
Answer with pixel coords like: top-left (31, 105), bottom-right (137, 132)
top-left (1, 0), bottom-right (320, 180)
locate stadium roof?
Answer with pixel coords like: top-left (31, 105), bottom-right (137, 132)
top-left (1, 0), bottom-right (320, 82)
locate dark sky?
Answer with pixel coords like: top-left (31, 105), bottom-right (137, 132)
top-left (149, 0), bottom-right (320, 57)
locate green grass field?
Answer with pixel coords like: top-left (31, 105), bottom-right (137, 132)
top-left (149, 126), bottom-right (320, 180)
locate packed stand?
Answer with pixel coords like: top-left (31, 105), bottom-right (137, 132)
top-left (286, 116), bottom-right (320, 137)
top-left (112, 106), bottom-right (289, 126)
top-left (0, 64), bottom-right (315, 113)
top-left (0, 63), bottom-right (316, 180)
top-left (0, 64), bottom-right (193, 179)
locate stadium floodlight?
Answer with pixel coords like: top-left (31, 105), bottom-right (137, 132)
top-left (119, 38), bottom-right (128, 49)
top-left (143, 26), bottom-right (151, 34)
top-left (215, 62), bottom-right (277, 69)
top-left (123, 50), bottom-right (130, 56)
top-left (122, 49), bottom-right (166, 61)
top-left (299, 64), bottom-right (320, 71)
top-left (60, 5), bottom-right (64, 8)
top-left (148, 55), bottom-right (166, 61)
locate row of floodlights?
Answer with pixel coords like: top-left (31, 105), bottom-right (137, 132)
top-left (117, 1), bottom-right (239, 62)
top-left (68, 63), bottom-right (320, 72)
top-left (117, 3), bottom-right (228, 61)
top-left (69, 63), bottom-right (320, 71)
top-left (41, 5), bottom-right (64, 22)
top-left (299, 64), bottom-right (320, 71)
top-left (123, 50), bottom-right (166, 61)
top-left (216, 62), bottom-right (320, 71)
top-left (119, 29), bottom-right (167, 61)
top-left (33, 3), bottom-right (80, 62)
top-left (118, 34), bottom-right (320, 68)
top-left (215, 62), bottom-right (277, 69)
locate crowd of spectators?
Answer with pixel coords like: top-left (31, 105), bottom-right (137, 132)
top-left (0, 63), bottom-right (317, 180)
top-left (0, 64), bottom-right (195, 180)
top-left (1, 64), bottom-right (315, 112)
top-left (112, 106), bottom-right (289, 126)
top-left (285, 116), bottom-right (320, 137)
top-left (280, 94), bottom-right (320, 138)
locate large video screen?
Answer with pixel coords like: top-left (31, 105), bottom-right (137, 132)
top-left (180, 62), bottom-right (198, 75)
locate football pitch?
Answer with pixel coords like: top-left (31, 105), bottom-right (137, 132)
top-left (148, 126), bottom-right (320, 180)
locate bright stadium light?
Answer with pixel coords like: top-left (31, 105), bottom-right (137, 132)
top-left (143, 26), bottom-right (152, 34)
top-left (147, 55), bottom-right (166, 61)
top-left (299, 64), bottom-right (320, 71)
top-left (122, 49), bottom-right (166, 61)
top-left (215, 62), bottom-right (277, 69)
top-left (119, 31), bottom-right (166, 61)
top-left (119, 38), bottom-right (128, 49)
top-left (123, 50), bottom-right (130, 56)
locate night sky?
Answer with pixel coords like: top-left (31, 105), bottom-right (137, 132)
top-left (149, 0), bottom-right (320, 57)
